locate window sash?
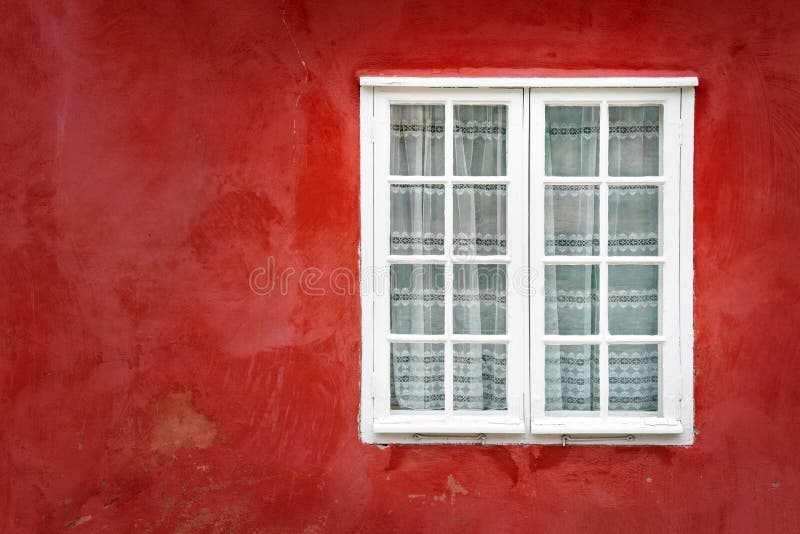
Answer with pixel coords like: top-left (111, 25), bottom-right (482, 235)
top-left (371, 88), bottom-right (527, 432)
top-left (530, 88), bottom-right (683, 431)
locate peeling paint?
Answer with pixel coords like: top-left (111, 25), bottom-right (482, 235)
top-left (66, 515), bottom-right (91, 529)
top-left (445, 475), bottom-right (468, 504)
top-left (148, 391), bottom-right (217, 454)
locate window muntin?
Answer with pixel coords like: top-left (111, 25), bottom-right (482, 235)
top-left (361, 82), bottom-right (694, 445)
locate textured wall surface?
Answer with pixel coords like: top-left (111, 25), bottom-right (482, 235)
top-left (2, 0), bottom-right (799, 532)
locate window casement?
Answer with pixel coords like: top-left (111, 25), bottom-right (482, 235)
top-left (359, 77), bottom-right (696, 446)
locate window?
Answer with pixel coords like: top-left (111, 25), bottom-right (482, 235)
top-left (360, 77), bottom-right (696, 445)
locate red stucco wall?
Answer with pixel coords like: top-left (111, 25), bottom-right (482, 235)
top-left (2, 0), bottom-right (799, 532)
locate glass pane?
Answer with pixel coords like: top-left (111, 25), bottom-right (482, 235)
top-left (390, 184), bottom-right (445, 255)
top-left (453, 344), bottom-right (507, 410)
top-left (453, 264), bottom-right (506, 335)
top-left (609, 105), bottom-right (662, 176)
top-left (453, 184), bottom-right (506, 255)
top-left (609, 344), bottom-right (660, 412)
top-left (390, 105), bottom-right (445, 176)
top-left (545, 344), bottom-right (599, 412)
top-left (545, 265), bottom-right (599, 335)
top-left (609, 185), bottom-right (661, 256)
top-left (545, 185), bottom-right (599, 256)
top-left (608, 265), bottom-right (660, 335)
top-left (545, 106), bottom-right (600, 176)
top-left (390, 264), bottom-right (445, 334)
top-left (454, 105), bottom-right (507, 176)
top-left (391, 343), bottom-right (444, 410)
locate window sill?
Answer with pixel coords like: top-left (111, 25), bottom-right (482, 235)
top-left (531, 418), bottom-right (683, 435)
top-left (373, 416), bottom-right (525, 435)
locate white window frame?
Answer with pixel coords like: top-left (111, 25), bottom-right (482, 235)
top-left (360, 77), bottom-right (696, 446)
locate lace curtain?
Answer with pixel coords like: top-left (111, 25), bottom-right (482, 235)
top-left (387, 103), bottom-right (662, 413)
top-left (389, 105), bottom-right (508, 411)
top-left (544, 106), bottom-right (661, 412)
top-left (390, 105), bottom-right (444, 176)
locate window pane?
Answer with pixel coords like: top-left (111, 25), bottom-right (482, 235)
top-left (608, 105), bottom-right (662, 176)
top-left (454, 105), bottom-right (507, 176)
top-left (545, 106), bottom-right (600, 176)
top-left (453, 344), bottom-right (507, 410)
top-left (545, 185), bottom-right (599, 256)
top-left (545, 265), bottom-right (599, 335)
top-left (453, 184), bottom-right (506, 255)
top-left (390, 184), bottom-right (445, 255)
top-left (608, 265), bottom-right (660, 335)
top-left (609, 344), bottom-right (659, 412)
top-left (609, 185), bottom-right (661, 256)
top-left (453, 264), bottom-right (506, 335)
top-left (545, 344), bottom-right (599, 412)
top-left (390, 105), bottom-right (445, 175)
top-left (390, 264), bottom-right (445, 334)
top-left (390, 343), bottom-right (444, 410)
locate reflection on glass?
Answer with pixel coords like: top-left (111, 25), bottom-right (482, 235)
top-left (390, 264), bottom-right (445, 334)
top-left (454, 105), bottom-right (507, 176)
top-left (545, 106), bottom-right (600, 176)
top-left (545, 185), bottom-right (599, 256)
top-left (453, 184), bottom-right (506, 255)
top-left (390, 105), bottom-right (445, 175)
top-left (608, 265), bottom-right (660, 335)
top-left (453, 344), bottom-right (507, 410)
top-left (453, 264), bottom-right (506, 335)
top-left (545, 265), bottom-right (599, 335)
top-left (391, 343), bottom-right (444, 410)
top-left (545, 344), bottom-right (599, 411)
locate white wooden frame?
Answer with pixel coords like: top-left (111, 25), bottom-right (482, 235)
top-left (360, 77), bottom-right (695, 446)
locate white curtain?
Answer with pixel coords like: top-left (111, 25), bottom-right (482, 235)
top-left (453, 184), bottom-right (507, 255)
top-left (609, 185), bottom-right (660, 256)
top-left (609, 106), bottom-right (661, 176)
top-left (391, 343), bottom-right (445, 411)
top-left (454, 105), bottom-right (507, 176)
top-left (389, 105), bottom-right (508, 411)
top-left (390, 184), bottom-right (445, 255)
top-left (544, 106), bottom-right (661, 412)
top-left (390, 105), bottom-right (445, 176)
top-left (387, 104), bottom-right (661, 412)
top-left (543, 183), bottom-right (601, 411)
top-left (545, 106), bottom-right (599, 176)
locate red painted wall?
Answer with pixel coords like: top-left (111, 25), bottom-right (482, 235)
top-left (2, 0), bottom-right (799, 531)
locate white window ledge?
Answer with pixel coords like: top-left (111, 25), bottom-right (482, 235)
top-left (360, 76), bottom-right (699, 88)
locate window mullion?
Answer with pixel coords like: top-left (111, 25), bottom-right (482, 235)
top-left (444, 100), bottom-right (454, 416)
top-left (599, 100), bottom-right (610, 418)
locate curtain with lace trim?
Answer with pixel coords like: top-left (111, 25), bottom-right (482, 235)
top-left (544, 106), bottom-right (661, 412)
top-left (389, 104), bottom-right (509, 411)
top-left (387, 103), bottom-right (662, 412)
top-left (390, 105), bottom-right (444, 176)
